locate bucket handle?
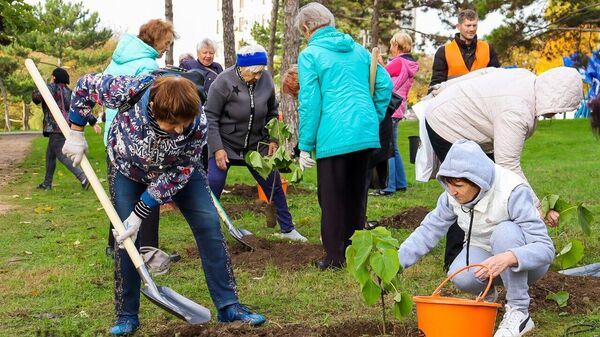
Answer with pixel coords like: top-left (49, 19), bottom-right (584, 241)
top-left (432, 264), bottom-right (494, 302)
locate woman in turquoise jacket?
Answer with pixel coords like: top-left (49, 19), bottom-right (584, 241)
top-left (296, 2), bottom-right (392, 270)
top-left (104, 19), bottom-right (176, 256)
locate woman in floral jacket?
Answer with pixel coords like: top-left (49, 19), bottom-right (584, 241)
top-left (62, 73), bottom-right (265, 335)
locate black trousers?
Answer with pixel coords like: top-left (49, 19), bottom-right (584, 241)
top-left (317, 150), bottom-right (371, 265)
top-left (43, 133), bottom-right (86, 186)
top-left (425, 121), bottom-right (494, 270)
top-left (107, 161), bottom-right (160, 249)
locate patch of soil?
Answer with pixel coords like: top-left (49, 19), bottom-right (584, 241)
top-left (223, 201), bottom-right (266, 220)
top-left (0, 133), bottom-right (38, 215)
top-left (156, 319), bottom-right (419, 337)
top-left (184, 236), bottom-right (324, 272)
top-left (378, 207), bottom-right (429, 230)
top-left (224, 183), bottom-right (312, 200)
top-left (525, 271), bottom-right (600, 314)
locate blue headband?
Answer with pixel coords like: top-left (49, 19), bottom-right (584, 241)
top-left (236, 52), bottom-right (268, 67)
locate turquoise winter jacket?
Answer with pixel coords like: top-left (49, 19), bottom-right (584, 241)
top-left (103, 33), bottom-right (159, 144)
top-left (297, 26), bottom-right (392, 159)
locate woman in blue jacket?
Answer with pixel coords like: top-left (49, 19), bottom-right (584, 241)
top-left (104, 19), bottom-right (176, 255)
top-left (295, 2), bottom-right (392, 269)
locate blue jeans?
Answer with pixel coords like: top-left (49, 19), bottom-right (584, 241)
top-left (207, 158), bottom-right (294, 233)
top-left (382, 118), bottom-right (407, 192)
top-left (112, 170), bottom-right (239, 319)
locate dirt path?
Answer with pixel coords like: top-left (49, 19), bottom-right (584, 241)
top-left (0, 133), bottom-right (39, 214)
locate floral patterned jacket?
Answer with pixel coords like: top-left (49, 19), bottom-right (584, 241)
top-left (68, 73), bottom-right (207, 208)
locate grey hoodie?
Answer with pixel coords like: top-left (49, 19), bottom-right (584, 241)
top-left (398, 140), bottom-right (555, 272)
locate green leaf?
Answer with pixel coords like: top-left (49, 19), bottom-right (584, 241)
top-left (547, 194), bottom-right (560, 210)
top-left (353, 264), bottom-right (371, 286)
top-left (345, 245), bottom-right (357, 272)
top-left (577, 205), bottom-right (593, 236)
top-left (392, 292), bottom-right (413, 318)
top-left (245, 151), bottom-right (264, 169)
top-left (554, 198), bottom-right (572, 213)
top-left (546, 291), bottom-right (569, 308)
top-left (369, 251), bottom-right (385, 280)
top-left (541, 196), bottom-right (550, 215)
top-left (554, 240), bottom-right (584, 269)
top-left (381, 248), bottom-right (400, 282)
top-left (361, 278), bottom-right (381, 305)
top-left (266, 119), bottom-right (292, 142)
top-left (290, 166), bottom-right (303, 183)
top-left (350, 231), bottom-right (373, 267)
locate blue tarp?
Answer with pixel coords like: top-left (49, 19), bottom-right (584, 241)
top-left (563, 47), bottom-right (600, 118)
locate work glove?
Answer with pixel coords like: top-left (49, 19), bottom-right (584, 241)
top-left (62, 130), bottom-right (88, 166)
top-left (298, 151), bottom-right (316, 171)
top-left (112, 212), bottom-right (142, 249)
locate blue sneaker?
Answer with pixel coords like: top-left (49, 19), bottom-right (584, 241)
top-left (217, 303), bottom-right (266, 326)
top-left (109, 316), bottom-right (140, 335)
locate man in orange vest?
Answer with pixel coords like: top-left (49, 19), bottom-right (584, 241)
top-left (428, 9), bottom-right (500, 92)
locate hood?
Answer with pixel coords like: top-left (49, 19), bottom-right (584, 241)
top-left (398, 54), bottom-right (419, 77)
top-left (309, 26), bottom-right (354, 53)
top-left (534, 66), bottom-right (582, 116)
top-left (436, 140), bottom-right (495, 205)
top-left (111, 33), bottom-right (159, 65)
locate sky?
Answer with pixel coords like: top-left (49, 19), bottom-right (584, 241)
top-left (26, 0), bottom-right (503, 65)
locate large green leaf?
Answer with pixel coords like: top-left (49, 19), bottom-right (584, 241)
top-left (577, 205), bottom-right (593, 236)
top-left (361, 278), bottom-right (381, 305)
top-left (351, 230), bottom-right (374, 267)
top-left (266, 119), bottom-right (292, 142)
top-left (245, 151), bottom-right (264, 169)
top-left (369, 251), bottom-right (385, 281)
top-left (290, 166), bottom-right (303, 183)
top-left (546, 291), bottom-right (569, 308)
top-left (554, 240), bottom-right (584, 269)
top-left (345, 245), bottom-right (357, 272)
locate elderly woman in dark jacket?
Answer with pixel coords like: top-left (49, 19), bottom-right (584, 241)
top-left (205, 44), bottom-right (307, 242)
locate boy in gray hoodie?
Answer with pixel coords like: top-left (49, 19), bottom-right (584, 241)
top-left (398, 139), bottom-right (554, 337)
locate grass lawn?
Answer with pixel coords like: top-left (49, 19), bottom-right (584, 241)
top-left (0, 119), bottom-right (599, 336)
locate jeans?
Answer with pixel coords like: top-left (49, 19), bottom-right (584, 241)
top-left (382, 118), bottom-right (407, 192)
top-left (448, 221), bottom-right (549, 314)
top-left (43, 133), bottom-right (86, 186)
top-left (112, 170), bottom-right (238, 319)
top-left (207, 158), bottom-right (294, 233)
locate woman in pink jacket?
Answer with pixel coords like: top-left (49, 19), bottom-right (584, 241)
top-left (371, 32), bottom-right (420, 196)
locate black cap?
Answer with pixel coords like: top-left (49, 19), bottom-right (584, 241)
top-left (52, 67), bottom-right (70, 84)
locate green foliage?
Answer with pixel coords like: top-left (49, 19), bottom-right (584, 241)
top-left (345, 227), bottom-right (412, 325)
top-left (0, 0), bottom-right (37, 46)
top-left (244, 118), bottom-right (303, 189)
top-left (546, 291), bottom-right (570, 308)
top-left (20, 0), bottom-right (112, 63)
top-left (554, 239), bottom-right (585, 270)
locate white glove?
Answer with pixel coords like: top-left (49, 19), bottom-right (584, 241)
top-left (62, 130), bottom-right (88, 166)
top-left (298, 151), bottom-right (316, 171)
top-left (112, 212), bottom-right (142, 249)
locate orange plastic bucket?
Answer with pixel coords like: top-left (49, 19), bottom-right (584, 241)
top-left (413, 264), bottom-right (502, 337)
top-left (257, 178), bottom-right (288, 202)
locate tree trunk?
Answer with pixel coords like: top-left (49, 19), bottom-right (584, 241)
top-left (268, 0), bottom-right (280, 73)
top-left (22, 101), bottom-right (30, 131)
top-left (0, 78), bottom-right (10, 131)
top-left (165, 0), bottom-right (174, 66)
top-left (370, 0), bottom-right (381, 50)
top-left (280, 0), bottom-right (300, 152)
top-left (222, 0), bottom-right (236, 68)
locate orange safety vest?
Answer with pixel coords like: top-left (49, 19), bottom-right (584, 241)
top-left (445, 39), bottom-right (490, 79)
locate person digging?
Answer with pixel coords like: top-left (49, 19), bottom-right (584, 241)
top-left (398, 140), bottom-right (554, 337)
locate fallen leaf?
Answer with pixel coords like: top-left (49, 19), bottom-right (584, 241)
top-left (33, 312), bottom-right (60, 319)
top-left (24, 251), bottom-right (32, 255)
top-left (34, 206), bottom-right (53, 213)
top-left (74, 240), bottom-right (80, 247)
top-left (75, 310), bottom-right (89, 318)
top-left (19, 221), bottom-right (32, 224)
top-left (11, 195), bottom-right (19, 198)
top-left (8, 256), bottom-right (23, 263)
top-left (24, 197), bottom-right (32, 200)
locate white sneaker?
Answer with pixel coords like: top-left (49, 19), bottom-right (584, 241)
top-left (494, 305), bottom-right (535, 337)
top-left (279, 229), bottom-right (307, 242)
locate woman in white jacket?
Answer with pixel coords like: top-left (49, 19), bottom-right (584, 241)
top-left (399, 139), bottom-right (554, 337)
top-left (424, 66), bottom-right (581, 270)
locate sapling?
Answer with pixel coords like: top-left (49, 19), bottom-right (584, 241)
top-left (541, 194), bottom-right (593, 270)
top-left (345, 227), bottom-right (412, 335)
top-left (244, 118), bottom-right (303, 227)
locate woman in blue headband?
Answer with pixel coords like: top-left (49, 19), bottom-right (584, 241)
top-left (205, 44), bottom-right (307, 242)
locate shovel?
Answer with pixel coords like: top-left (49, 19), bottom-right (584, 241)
top-left (209, 191), bottom-right (255, 251)
top-left (25, 59), bottom-right (211, 324)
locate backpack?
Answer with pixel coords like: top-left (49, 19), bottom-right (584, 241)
top-left (118, 66), bottom-right (207, 113)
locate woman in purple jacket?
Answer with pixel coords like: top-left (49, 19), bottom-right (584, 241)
top-left (62, 73), bottom-right (265, 335)
top-left (371, 32), bottom-right (419, 196)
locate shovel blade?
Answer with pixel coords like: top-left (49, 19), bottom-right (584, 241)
top-left (141, 285), bottom-right (211, 324)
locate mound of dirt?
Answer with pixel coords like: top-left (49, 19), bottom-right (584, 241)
top-left (223, 183), bottom-right (312, 200)
top-left (156, 319), bottom-right (419, 337)
top-left (527, 271), bottom-right (600, 314)
top-left (378, 206), bottom-right (429, 230)
top-left (184, 236), bottom-right (325, 272)
top-left (223, 202), bottom-right (267, 220)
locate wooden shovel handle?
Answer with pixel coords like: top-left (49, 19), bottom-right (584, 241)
top-left (24, 59), bottom-right (144, 268)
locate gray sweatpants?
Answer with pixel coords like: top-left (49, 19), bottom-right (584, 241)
top-left (448, 221), bottom-right (549, 314)
top-left (43, 133), bottom-right (86, 186)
